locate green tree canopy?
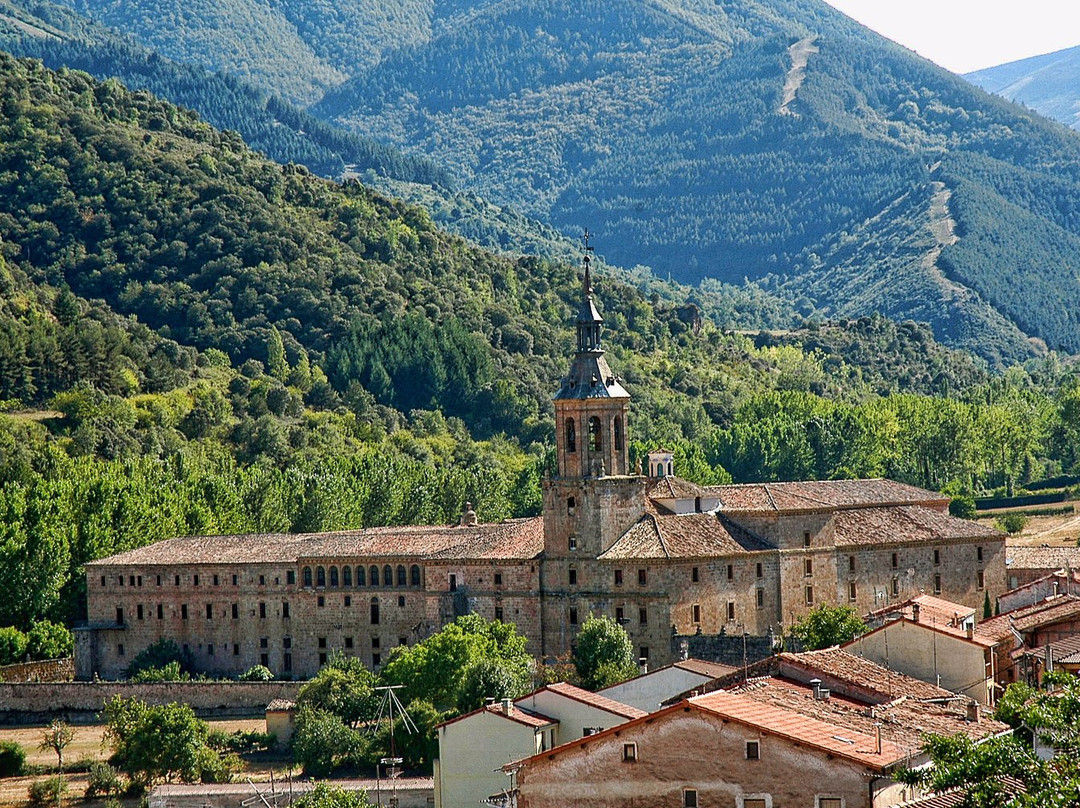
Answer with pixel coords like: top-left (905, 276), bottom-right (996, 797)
top-left (294, 782), bottom-right (373, 808)
top-left (572, 615), bottom-right (639, 691)
top-left (789, 605), bottom-right (869, 651)
top-left (297, 652), bottom-right (378, 727)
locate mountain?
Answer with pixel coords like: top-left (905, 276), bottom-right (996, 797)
top-left (966, 45), bottom-right (1080, 131)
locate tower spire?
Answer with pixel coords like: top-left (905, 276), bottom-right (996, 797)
top-left (576, 229), bottom-right (603, 354)
top-left (583, 228), bottom-right (594, 299)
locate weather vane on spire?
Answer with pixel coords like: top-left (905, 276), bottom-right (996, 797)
top-left (582, 228), bottom-right (594, 298)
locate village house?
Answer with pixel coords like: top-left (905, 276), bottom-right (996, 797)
top-left (1005, 545), bottom-right (1080, 590)
top-left (997, 567), bottom-right (1080, 613)
top-left (507, 649), bottom-right (1006, 808)
top-left (845, 594), bottom-right (999, 705)
top-left (975, 594), bottom-right (1080, 688)
top-left (77, 248), bottom-right (1008, 680)
top-left (597, 657), bottom-right (737, 713)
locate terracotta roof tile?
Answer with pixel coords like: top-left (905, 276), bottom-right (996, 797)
top-left (831, 506), bottom-right (1001, 546)
top-left (645, 476), bottom-right (708, 501)
top-left (1018, 633), bottom-right (1080, 665)
top-left (598, 513), bottom-right (773, 560)
top-left (863, 596), bottom-right (995, 647)
top-left (1007, 545), bottom-right (1080, 571)
top-left (775, 648), bottom-right (961, 701)
top-left (976, 595), bottom-right (1080, 641)
top-left (690, 689), bottom-right (907, 768)
top-left (437, 700), bottom-right (557, 732)
top-left (705, 479), bottom-right (947, 513)
top-left (540, 682), bottom-right (647, 719)
top-left (86, 517), bottom-right (545, 567)
top-left (673, 658), bottom-right (739, 678)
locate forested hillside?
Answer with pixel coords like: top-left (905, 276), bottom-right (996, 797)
top-left (5, 54), bottom-right (1080, 634)
top-left (966, 45), bottom-right (1080, 131)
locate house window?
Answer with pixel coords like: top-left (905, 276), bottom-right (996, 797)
top-left (727, 564), bottom-right (734, 581)
top-left (639, 607), bottom-right (647, 625)
top-left (157, 575), bottom-right (162, 586)
top-left (212, 575), bottom-right (218, 586)
top-left (615, 607), bottom-right (625, 623)
top-left (614, 416), bottom-right (624, 451)
top-left (638, 569), bottom-right (647, 586)
top-left (303, 567), bottom-right (312, 587)
top-left (569, 607), bottom-right (578, 625)
top-left (175, 575), bottom-right (180, 586)
top-left (892, 577), bottom-right (900, 597)
top-left (691, 567), bottom-right (699, 583)
top-left (589, 416), bottom-right (602, 451)
top-left (803, 531), bottom-right (811, 547)
top-left (233, 644), bottom-right (239, 656)
top-left (977, 570), bottom-right (985, 590)
top-left (371, 598), bottom-right (380, 625)
top-left (117, 644), bottom-right (125, 657)
top-left (756, 589), bottom-right (764, 608)
top-left (848, 555), bottom-right (855, 572)
top-left (317, 596), bottom-right (325, 608)
top-left (157, 604), bottom-right (163, 620)
top-left (207, 644), bottom-right (214, 656)
top-left (193, 575), bottom-right (199, 586)
top-left (344, 596), bottom-right (352, 607)
top-left (692, 604), bottom-right (701, 623)
top-left (287, 570), bottom-right (296, 586)
top-left (232, 603), bottom-right (239, 620)
top-left (756, 562), bottom-right (763, 579)
top-left (805, 585), bottom-right (814, 605)
top-left (372, 653), bottom-right (381, 667)
top-left (566, 418), bottom-right (577, 453)
top-left (260, 637), bottom-right (268, 649)
top-left (397, 565), bottom-right (407, 586)
top-left (318, 637), bottom-right (327, 649)
top-left (341, 566), bottom-right (351, 587)
top-left (384, 566), bottom-right (393, 587)
top-left (495, 606), bottom-right (504, 621)
top-left (934, 574), bottom-right (942, 594)
top-left (683, 789), bottom-right (698, 808)
top-left (317, 567), bottom-right (326, 588)
top-left (891, 553), bottom-right (898, 569)
top-left (232, 574), bottom-right (238, 586)
top-left (569, 567), bottom-right (578, 586)
top-left (934, 549), bottom-right (941, 566)
top-left (283, 653), bottom-right (292, 671)
top-left (283, 637), bottom-right (291, 649)
top-left (622, 743), bottom-right (637, 762)
top-left (398, 595), bottom-right (405, 607)
top-left (208, 603), bottom-right (215, 619)
top-left (330, 567), bottom-right (339, 587)
top-left (261, 653), bottom-right (269, 668)
top-left (370, 566), bottom-right (379, 586)
top-left (569, 535), bottom-right (578, 551)
top-left (136, 605), bottom-right (143, 620)
top-left (319, 653), bottom-right (327, 666)
top-left (181, 604), bottom-right (188, 620)
top-left (818, 799), bottom-right (843, 808)
top-left (495, 572), bottom-right (503, 586)
top-left (344, 637), bottom-right (354, 649)
top-left (727, 601), bottom-right (735, 621)
top-left (410, 565), bottom-right (421, 586)
top-left (849, 582), bottom-right (857, 602)
top-left (615, 569), bottom-right (623, 586)
top-left (804, 558), bottom-right (813, 577)
top-left (568, 497), bottom-right (576, 516)
top-left (259, 602), bottom-right (266, 619)
top-left (746, 740), bottom-right (760, 760)
top-left (101, 575), bottom-right (106, 587)
top-left (743, 800), bottom-right (768, 808)
top-left (357, 566), bottom-right (366, 586)
top-left (977, 546), bottom-right (984, 562)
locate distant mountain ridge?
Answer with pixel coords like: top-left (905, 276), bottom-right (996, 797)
top-left (19, 0), bottom-right (1080, 365)
top-left (965, 44), bottom-right (1080, 131)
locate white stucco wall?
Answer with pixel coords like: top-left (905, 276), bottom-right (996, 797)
top-left (598, 667), bottom-right (713, 713)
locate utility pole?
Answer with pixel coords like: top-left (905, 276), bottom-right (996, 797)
top-left (372, 685), bottom-right (418, 807)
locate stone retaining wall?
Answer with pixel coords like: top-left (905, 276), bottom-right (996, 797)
top-left (0, 657), bottom-right (74, 682)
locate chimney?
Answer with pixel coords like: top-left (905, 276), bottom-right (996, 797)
top-left (638, 657), bottom-right (649, 675)
top-left (502, 698), bottom-right (514, 715)
top-left (965, 702), bottom-right (980, 723)
top-left (460, 501), bottom-right (478, 527)
top-left (966, 624), bottom-right (974, 640)
top-left (810, 678), bottom-right (830, 700)
top-left (911, 602), bottom-right (921, 623)
top-left (875, 723), bottom-right (882, 755)
top-left (1053, 580), bottom-right (1060, 597)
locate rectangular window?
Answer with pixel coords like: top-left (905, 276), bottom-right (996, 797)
top-left (156, 604), bottom-right (163, 620)
top-left (372, 653), bottom-right (381, 667)
top-left (118, 575), bottom-right (124, 587)
top-left (819, 799), bottom-right (843, 808)
top-left (116, 607), bottom-right (124, 625)
top-left (756, 562), bottom-right (763, 579)
top-left (232, 574), bottom-right (238, 586)
top-left (319, 652), bottom-right (327, 666)
top-left (233, 644), bottom-right (239, 656)
top-left (727, 601), bottom-right (735, 621)
top-left (744, 800), bottom-right (767, 808)
top-left (639, 607), bottom-right (647, 625)
top-left (208, 644), bottom-right (214, 656)
top-left (805, 585), bottom-right (814, 606)
top-left (260, 653), bottom-right (269, 668)
top-left (569, 535), bottom-right (577, 551)
top-left (804, 558), bottom-right (813, 577)
top-left (495, 606), bottom-right (504, 621)
top-left (398, 595), bottom-right (405, 607)
top-left (317, 595), bottom-right (325, 608)
top-left (934, 573), bottom-right (942, 594)
top-left (569, 568), bottom-right (578, 586)
top-left (746, 740), bottom-right (760, 760)
top-left (156, 575), bottom-right (162, 587)
top-left (569, 607), bottom-right (578, 625)
top-left (615, 569), bottom-right (623, 586)
top-left (494, 572), bottom-right (503, 586)
top-left (287, 570), bottom-right (296, 585)
top-left (683, 789), bottom-right (698, 808)
top-left (193, 574), bottom-right (199, 586)
top-left (259, 602), bottom-right (267, 619)
top-left (283, 653), bottom-right (292, 671)
top-left (934, 548), bottom-right (941, 566)
top-left (691, 567), bottom-right (699, 583)
top-left (977, 570), bottom-right (985, 590)
top-left (137, 605), bottom-right (143, 620)
top-left (181, 604), bottom-right (188, 620)
top-left (622, 743), bottom-right (637, 762)
top-left (692, 604), bottom-right (701, 623)
top-left (206, 603), bottom-right (213, 619)
top-left (639, 645), bottom-right (649, 660)
top-left (282, 602), bottom-right (290, 619)
top-left (344, 637), bottom-right (354, 649)
top-left (175, 575), bottom-right (180, 586)
top-left (129, 575), bottom-right (135, 587)
top-left (891, 552), bottom-right (898, 569)
top-left (977, 546), bottom-right (984, 562)
top-left (137, 576), bottom-right (142, 587)
top-left (892, 577), bottom-right (900, 597)
top-left (101, 575), bottom-right (106, 587)
top-left (283, 637), bottom-right (291, 649)
top-left (803, 531), bottom-right (812, 547)
top-left (117, 643), bottom-right (125, 657)
top-left (318, 637), bottom-right (327, 649)
top-left (756, 589), bottom-right (764, 609)
top-left (213, 574), bottom-right (219, 586)
top-left (616, 606), bottom-right (625, 623)
top-left (638, 569), bottom-right (647, 586)
top-left (344, 596), bottom-right (352, 607)
top-left (848, 555), bottom-right (856, 572)
top-left (726, 564), bottom-right (734, 581)
top-left (260, 637), bottom-right (268, 649)
top-left (231, 603), bottom-right (238, 620)
top-left (849, 582), bottom-right (857, 602)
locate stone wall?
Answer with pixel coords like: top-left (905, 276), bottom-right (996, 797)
top-left (674, 633), bottom-right (777, 669)
top-left (0, 680), bottom-right (302, 724)
top-left (0, 657), bottom-right (74, 682)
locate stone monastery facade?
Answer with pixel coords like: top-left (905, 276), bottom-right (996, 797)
top-left (78, 250), bottom-right (1006, 680)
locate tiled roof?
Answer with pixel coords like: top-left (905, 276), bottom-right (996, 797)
top-left (1003, 569), bottom-right (1080, 594)
top-left (831, 505), bottom-right (1001, 546)
top-left (976, 595), bottom-right (1080, 641)
top-left (645, 476), bottom-right (708, 501)
top-left (539, 682), bottom-right (647, 719)
top-left (690, 689), bottom-right (906, 769)
top-left (598, 512), bottom-right (773, 560)
top-left (86, 517), bottom-right (545, 567)
top-left (893, 778), bottom-right (1025, 808)
top-left (437, 700), bottom-right (557, 731)
top-left (1007, 545), bottom-right (1080, 571)
top-left (775, 648), bottom-right (961, 701)
top-left (265, 699), bottom-right (296, 712)
top-left (1017, 633), bottom-right (1080, 665)
top-left (673, 658), bottom-right (739, 678)
top-left (705, 479), bottom-right (947, 513)
top-left (863, 596), bottom-right (994, 647)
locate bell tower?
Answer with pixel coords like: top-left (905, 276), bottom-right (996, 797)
top-left (552, 231), bottom-right (631, 479)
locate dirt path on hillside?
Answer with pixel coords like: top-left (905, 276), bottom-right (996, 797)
top-left (780, 36), bottom-right (819, 115)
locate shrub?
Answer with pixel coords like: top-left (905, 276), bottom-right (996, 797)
top-left (236, 665), bottom-right (273, 682)
top-left (26, 622), bottom-right (73, 661)
top-left (996, 513), bottom-right (1028, 534)
top-left (0, 740), bottom-right (26, 777)
top-left (27, 776), bottom-right (66, 808)
top-left (130, 661), bottom-right (189, 682)
top-left (125, 639), bottom-right (193, 680)
top-left (0, 627), bottom-right (28, 665)
top-left (85, 761), bottom-right (123, 799)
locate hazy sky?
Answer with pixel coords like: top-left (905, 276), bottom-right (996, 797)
top-left (824, 0), bottom-right (1080, 74)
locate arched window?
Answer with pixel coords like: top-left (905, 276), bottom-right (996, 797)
top-left (370, 566), bottom-right (379, 586)
top-left (568, 496), bottom-right (576, 516)
top-left (329, 566), bottom-right (339, 587)
top-left (356, 566), bottom-right (365, 586)
top-left (302, 567), bottom-right (312, 588)
top-left (667, 461), bottom-right (673, 476)
top-left (410, 565), bottom-right (421, 586)
top-left (316, 566), bottom-right (326, 588)
top-left (370, 597), bottom-right (380, 625)
top-left (384, 565), bottom-right (394, 588)
top-left (614, 416), bottom-right (623, 451)
top-left (566, 418), bottom-right (577, 453)
top-left (397, 565), bottom-right (406, 586)
top-left (343, 566), bottom-right (352, 587)
top-left (589, 416), bottom-right (602, 451)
